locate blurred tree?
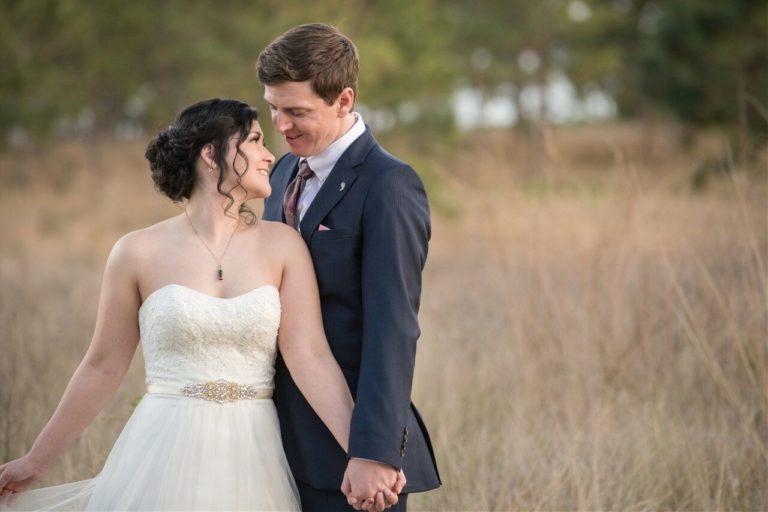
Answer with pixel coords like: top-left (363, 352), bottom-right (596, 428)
top-left (1, 0), bottom-right (765, 154)
top-left (442, 0), bottom-right (598, 175)
top-left (445, 0), bottom-right (576, 127)
top-left (0, 0), bottom-right (458, 145)
top-left (637, 0), bottom-right (768, 155)
top-left (565, 0), bottom-right (656, 118)
top-left (344, 0), bottom-right (457, 131)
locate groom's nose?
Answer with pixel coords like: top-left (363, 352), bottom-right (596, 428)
top-left (272, 111), bottom-right (293, 134)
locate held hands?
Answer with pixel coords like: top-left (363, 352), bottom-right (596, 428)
top-left (0, 454), bottom-right (47, 497)
top-left (341, 458), bottom-right (406, 511)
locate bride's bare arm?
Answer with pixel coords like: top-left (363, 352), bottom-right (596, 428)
top-left (276, 228), bottom-right (354, 453)
top-left (0, 235), bottom-right (141, 495)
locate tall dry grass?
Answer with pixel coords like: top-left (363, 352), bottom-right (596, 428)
top-left (1, 124), bottom-right (766, 510)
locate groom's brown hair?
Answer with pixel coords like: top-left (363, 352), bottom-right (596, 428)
top-left (256, 23), bottom-right (359, 106)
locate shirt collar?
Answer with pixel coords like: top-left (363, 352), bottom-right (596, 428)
top-left (304, 113), bottom-right (365, 183)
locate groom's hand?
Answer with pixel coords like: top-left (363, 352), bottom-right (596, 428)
top-left (363, 470), bottom-right (406, 512)
top-left (341, 458), bottom-right (403, 511)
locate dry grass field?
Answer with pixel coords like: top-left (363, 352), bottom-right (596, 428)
top-left (0, 123), bottom-right (766, 510)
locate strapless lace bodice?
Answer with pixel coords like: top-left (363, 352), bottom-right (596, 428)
top-left (138, 284), bottom-right (281, 389)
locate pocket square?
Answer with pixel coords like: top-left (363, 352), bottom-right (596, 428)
top-left (318, 224), bottom-right (331, 231)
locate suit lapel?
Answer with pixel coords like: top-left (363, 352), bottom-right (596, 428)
top-left (299, 154), bottom-right (357, 244)
top-left (298, 128), bottom-right (376, 244)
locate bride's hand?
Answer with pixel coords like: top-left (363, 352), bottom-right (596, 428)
top-left (0, 455), bottom-right (47, 496)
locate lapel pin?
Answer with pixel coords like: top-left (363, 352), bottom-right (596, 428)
top-left (339, 182), bottom-right (346, 191)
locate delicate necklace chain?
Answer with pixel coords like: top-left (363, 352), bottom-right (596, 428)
top-left (184, 209), bottom-right (240, 280)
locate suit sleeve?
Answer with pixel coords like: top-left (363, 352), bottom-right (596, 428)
top-left (347, 165), bottom-right (431, 468)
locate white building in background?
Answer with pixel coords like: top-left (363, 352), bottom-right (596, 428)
top-left (452, 74), bottom-right (618, 132)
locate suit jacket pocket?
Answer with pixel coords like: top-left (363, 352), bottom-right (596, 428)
top-left (309, 230), bottom-right (361, 298)
top-left (310, 228), bottom-right (356, 242)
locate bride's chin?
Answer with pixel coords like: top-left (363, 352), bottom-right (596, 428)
top-left (245, 187), bottom-right (272, 201)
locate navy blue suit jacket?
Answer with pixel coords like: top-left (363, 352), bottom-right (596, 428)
top-left (263, 127), bottom-right (441, 492)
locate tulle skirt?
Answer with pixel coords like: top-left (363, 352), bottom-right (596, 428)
top-left (1, 393), bottom-right (300, 511)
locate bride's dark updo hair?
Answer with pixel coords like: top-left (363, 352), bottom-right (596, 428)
top-left (145, 99), bottom-right (259, 219)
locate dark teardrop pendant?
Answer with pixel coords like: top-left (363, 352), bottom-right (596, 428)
top-left (217, 265), bottom-right (223, 281)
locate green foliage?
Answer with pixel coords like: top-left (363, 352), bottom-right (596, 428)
top-left (1, 0), bottom-right (765, 145)
top-left (638, 0), bottom-right (768, 130)
top-left (0, 0), bottom-right (458, 142)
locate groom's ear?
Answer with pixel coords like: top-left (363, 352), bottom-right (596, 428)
top-left (337, 87), bottom-right (355, 116)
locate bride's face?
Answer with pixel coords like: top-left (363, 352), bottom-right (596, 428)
top-left (222, 122), bottom-right (275, 200)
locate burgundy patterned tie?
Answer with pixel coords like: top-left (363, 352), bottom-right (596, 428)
top-left (283, 159), bottom-right (315, 229)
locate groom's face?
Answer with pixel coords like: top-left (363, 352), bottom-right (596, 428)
top-left (264, 81), bottom-right (349, 158)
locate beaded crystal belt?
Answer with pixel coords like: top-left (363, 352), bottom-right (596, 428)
top-left (146, 380), bottom-right (273, 403)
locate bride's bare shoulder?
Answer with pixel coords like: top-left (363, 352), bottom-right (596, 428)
top-left (107, 216), bottom-right (184, 267)
top-left (258, 220), bottom-right (303, 247)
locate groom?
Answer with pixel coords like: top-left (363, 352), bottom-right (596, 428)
top-left (258, 23), bottom-right (441, 511)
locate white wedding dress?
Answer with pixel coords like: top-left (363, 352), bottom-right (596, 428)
top-left (2, 284), bottom-right (300, 511)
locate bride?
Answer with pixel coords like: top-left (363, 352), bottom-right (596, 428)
top-left (0, 98), bottom-right (385, 510)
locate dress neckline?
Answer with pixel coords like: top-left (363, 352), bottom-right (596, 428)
top-left (139, 283), bottom-right (279, 313)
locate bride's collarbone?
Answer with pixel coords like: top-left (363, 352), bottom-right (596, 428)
top-left (133, 224), bottom-right (281, 302)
